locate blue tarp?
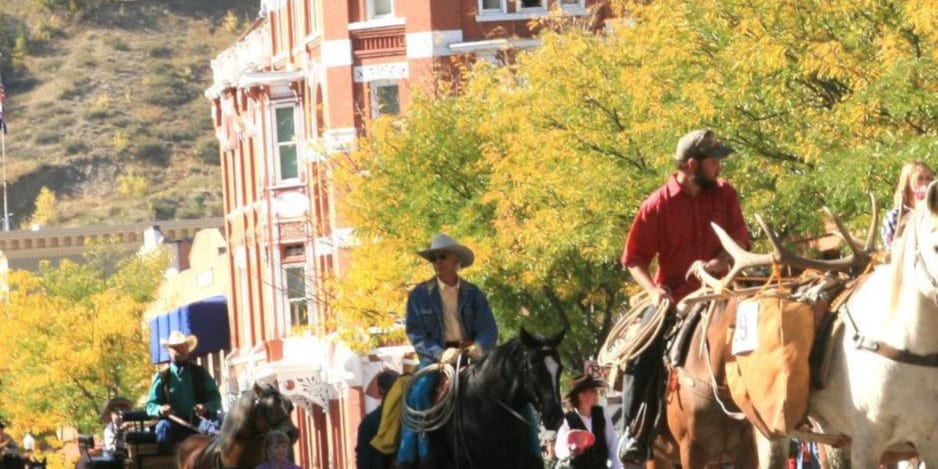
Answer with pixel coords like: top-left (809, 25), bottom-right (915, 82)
top-left (148, 295), bottom-right (231, 364)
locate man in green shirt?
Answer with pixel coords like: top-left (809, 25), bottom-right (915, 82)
top-left (145, 331), bottom-right (222, 453)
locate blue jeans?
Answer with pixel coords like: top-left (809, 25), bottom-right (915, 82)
top-left (396, 371), bottom-right (440, 464)
top-left (154, 419), bottom-right (198, 452)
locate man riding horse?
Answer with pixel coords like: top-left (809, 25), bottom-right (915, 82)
top-left (619, 129), bottom-right (750, 463)
top-left (396, 233), bottom-right (500, 468)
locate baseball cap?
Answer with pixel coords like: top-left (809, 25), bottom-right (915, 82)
top-left (674, 129), bottom-right (735, 162)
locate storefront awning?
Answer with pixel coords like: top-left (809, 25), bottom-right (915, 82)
top-left (148, 295), bottom-right (231, 364)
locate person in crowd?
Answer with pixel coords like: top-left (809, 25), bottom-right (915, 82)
top-left (882, 160), bottom-right (934, 249)
top-left (619, 129), bottom-right (749, 463)
top-left (145, 331), bottom-right (222, 453)
top-left (356, 369), bottom-right (399, 469)
top-left (101, 397), bottom-right (133, 459)
top-left (370, 352), bottom-right (418, 460)
top-left (555, 374), bottom-right (622, 469)
top-left (396, 233), bottom-right (499, 467)
top-left (255, 431), bottom-right (302, 469)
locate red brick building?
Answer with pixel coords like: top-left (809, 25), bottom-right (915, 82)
top-left (205, 0), bottom-right (602, 466)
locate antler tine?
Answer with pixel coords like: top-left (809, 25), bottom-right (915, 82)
top-left (710, 221), bottom-right (773, 286)
top-left (865, 191), bottom-right (879, 253)
top-left (822, 207), bottom-right (871, 269)
top-left (756, 214), bottom-right (856, 273)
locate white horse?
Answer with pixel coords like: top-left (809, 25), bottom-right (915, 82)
top-left (804, 182), bottom-right (938, 466)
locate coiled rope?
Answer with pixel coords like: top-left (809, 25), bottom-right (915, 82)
top-left (401, 358), bottom-right (460, 433)
top-left (597, 294), bottom-right (670, 368)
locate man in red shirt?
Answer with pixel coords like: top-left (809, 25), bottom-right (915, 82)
top-left (617, 129), bottom-right (749, 463)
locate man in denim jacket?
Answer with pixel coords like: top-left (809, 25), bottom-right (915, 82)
top-left (396, 233), bottom-right (498, 467)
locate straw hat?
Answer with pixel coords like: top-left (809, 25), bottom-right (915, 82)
top-left (418, 233), bottom-right (475, 268)
top-left (160, 330), bottom-right (198, 353)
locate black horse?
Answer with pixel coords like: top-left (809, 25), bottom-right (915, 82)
top-left (426, 327), bottom-right (566, 469)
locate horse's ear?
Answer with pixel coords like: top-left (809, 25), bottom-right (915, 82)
top-left (519, 327), bottom-right (536, 347)
top-left (548, 328), bottom-right (566, 348)
top-left (252, 382), bottom-right (263, 395)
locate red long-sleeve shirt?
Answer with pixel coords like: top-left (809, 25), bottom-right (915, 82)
top-left (622, 174), bottom-right (750, 301)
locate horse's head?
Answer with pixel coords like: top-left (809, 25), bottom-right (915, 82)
top-left (518, 327), bottom-right (566, 430)
top-left (899, 180), bottom-right (938, 304)
top-left (249, 382), bottom-right (299, 443)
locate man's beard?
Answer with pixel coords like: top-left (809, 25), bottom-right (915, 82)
top-left (693, 169), bottom-right (717, 191)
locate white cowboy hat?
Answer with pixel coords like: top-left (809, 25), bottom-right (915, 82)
top-left (418, 233), bottom-right (475, 268)
top-left (160, 330), bottom-right (198, 353)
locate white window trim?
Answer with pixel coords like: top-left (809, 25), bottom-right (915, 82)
top-left (348, 16), bottom-right (405, 31)
top-left (515, 0), bottom-right (547, 12)
top-left (365, 0), bottom-right (394, 20)
top-left (370, 80), bottom-right (400, 119)
top-left (271, 103), bottom-right (303, 182)
top-left (477, 0), bottom-right (507, 14)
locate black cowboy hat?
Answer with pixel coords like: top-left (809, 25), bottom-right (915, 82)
top-left (565, 373), bottom-right (607, 400)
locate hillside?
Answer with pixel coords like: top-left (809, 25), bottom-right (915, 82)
top-left (0, 0), bottom-right (258, 228)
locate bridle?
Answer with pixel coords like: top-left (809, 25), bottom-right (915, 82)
top-left (484, 343), bottom-right (559, 426)
top-left (237, 392), bottom-right (293, 441)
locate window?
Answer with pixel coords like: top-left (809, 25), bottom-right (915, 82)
top-left (371, 82), bottom-right (400, 118)
top-left (284, 265), bottom-right (309, 327)
top-left (479, 0), bottom-right (503, 12)
top-left (560, 0), bottom-right (583, 5)
top-left (366, 0), bottom-right (393, 19)
top-left (518, 0), bottom-right (545, 9)
top-left (274, 106), bottom-right (299, 180)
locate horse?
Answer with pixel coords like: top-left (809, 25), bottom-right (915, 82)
top-left (176, 382), bottom-right (299, 469)
top-left (423, 327), bottom-right (566, 469)
top-left (642, 295), bottom-right (763, 468)
top-left (801, 182), bottom-right (938, 467)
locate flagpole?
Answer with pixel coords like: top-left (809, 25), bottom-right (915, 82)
top-left (0, 51), bottom-right (7, 232)
top-left (1, 128), bottom-right (7, 232)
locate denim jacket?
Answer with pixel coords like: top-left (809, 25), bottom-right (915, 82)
top-left (405, 277), bottom-right (498, 364)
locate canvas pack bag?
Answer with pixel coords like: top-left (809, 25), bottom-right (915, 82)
top-left (723, 293), bottom-right (814, 438)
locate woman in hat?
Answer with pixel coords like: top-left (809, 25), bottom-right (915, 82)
top-left (555, 374), bottom-right (622, 469)
top-left (396, 233), bottom-right (499, 467)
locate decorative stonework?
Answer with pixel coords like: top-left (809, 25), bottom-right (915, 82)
top-left (280, 374), bottom-right (331, 411)
top-left (353, 62), bottom-right (409, 83)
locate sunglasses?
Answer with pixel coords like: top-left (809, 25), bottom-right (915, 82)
top-left (429, 253), bottom-right (450, 262)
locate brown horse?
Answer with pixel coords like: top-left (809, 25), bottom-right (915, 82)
top-left (176, 383), bottom-right (299, 469)
top-left (643, 297), bottom-right (767, 468)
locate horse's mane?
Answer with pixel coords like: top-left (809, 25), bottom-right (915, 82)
top-left (889, 206), bottom-right (919, 313)
top-left (468, 338), bottom-right (527, 398)
top-left (196, 386), bottom-right (265, 465)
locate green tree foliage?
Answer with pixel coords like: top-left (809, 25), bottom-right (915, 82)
top-left (333, 0), bottom-right (938, 368)
top-left (0, 241), bottom-right (167, 436)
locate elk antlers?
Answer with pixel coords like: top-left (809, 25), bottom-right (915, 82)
top-left (692, 196), bottom-right (878, 292)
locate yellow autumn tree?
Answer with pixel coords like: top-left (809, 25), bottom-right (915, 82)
top-left (333, 0), bottom-right (938, 366)
top-left (0, 240), bottom-right (167, 440)
top-left (22, 186), bottom-right (58, 229)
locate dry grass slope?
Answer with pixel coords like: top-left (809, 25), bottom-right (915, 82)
top-left (1, 0), bottom-right (257, 227)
